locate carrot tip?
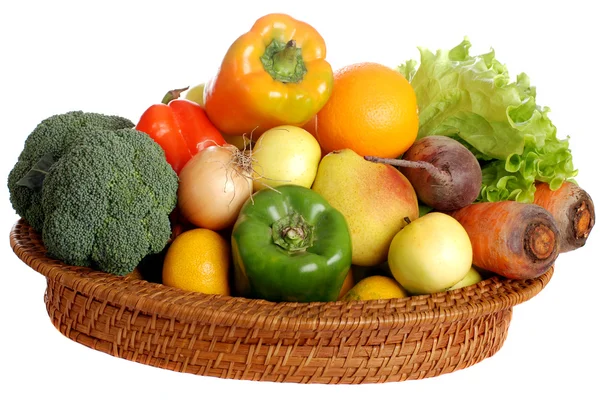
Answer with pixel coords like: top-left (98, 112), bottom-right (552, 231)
top-left (525, 223), bottom-right (556, 261)
top-left (574, 201), bottom-right (593, 240)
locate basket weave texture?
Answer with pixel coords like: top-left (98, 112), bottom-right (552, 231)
top-left (10, 219), bottom-right (553, 384)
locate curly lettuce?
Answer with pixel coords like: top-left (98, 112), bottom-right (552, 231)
top-left (397, 38), bottom-right (577, 203)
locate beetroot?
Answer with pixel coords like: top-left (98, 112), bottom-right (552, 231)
top-left (365, 136), bottom-right (482, 211)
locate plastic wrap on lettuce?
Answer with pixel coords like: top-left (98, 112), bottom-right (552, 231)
top-left (397, 38), bottom-right (577, 203)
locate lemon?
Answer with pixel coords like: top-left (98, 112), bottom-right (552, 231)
top-left (341, 275), bottom-right (408, 301)
top-left (162, 228), bottom-right (230, 295)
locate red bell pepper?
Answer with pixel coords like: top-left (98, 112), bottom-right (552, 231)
top-left (136, 93), bottom-right (226, 174)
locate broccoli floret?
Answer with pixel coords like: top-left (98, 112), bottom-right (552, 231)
top-left (8, 111), bottom-right (134, 232)
top-left (40, 128), bottom-right (178, 276)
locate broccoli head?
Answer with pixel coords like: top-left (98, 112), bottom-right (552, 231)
top-left (8, 111), bottom-right (134, 232)
top-left (40, 128), bottom-right (179, 276)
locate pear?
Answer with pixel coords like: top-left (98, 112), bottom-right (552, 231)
top-left (312, 149), bottom-right (419, 267)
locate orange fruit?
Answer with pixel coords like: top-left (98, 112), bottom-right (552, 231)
top-left (126, 267), bottom-right (144, 280)
top-left (337, 268), bottom-right (355, 300)
top-left (162, 228), bottom-right (231, 295)
top-left (314, 62), bottom-right (419, 158)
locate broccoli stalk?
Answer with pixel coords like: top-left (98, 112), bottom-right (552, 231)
top-left (8, 111), bottom-right (179, 276)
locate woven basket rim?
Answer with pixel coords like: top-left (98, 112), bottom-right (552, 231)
top-left (9, 219), bottom-right (553, 331)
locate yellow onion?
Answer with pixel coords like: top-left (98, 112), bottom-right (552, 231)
top-left (177, 144), bottom-right (253, 231)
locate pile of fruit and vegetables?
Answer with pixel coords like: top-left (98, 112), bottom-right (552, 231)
top-left (8, 13), bottom-right (595, 303)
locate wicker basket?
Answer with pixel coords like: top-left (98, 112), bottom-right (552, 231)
top-left (10, 219), bottom-right (553, 384)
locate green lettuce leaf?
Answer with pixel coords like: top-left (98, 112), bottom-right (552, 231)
top-left (397, 38), bottom-right (578, 203)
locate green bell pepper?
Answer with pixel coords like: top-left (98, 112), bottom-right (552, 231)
top-left (231, 184), bottom-right (352, 303)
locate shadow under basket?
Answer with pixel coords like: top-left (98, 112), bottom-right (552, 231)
top-left (10, 219), bottom-right (553, 384)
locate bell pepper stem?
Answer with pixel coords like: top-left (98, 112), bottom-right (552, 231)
top-left (273, 40), bottom-right (298, 76)
top-left (272, 212), bottom-right (315, 252)
top-left (261, 39), bottom-right (307, 84)
top-left (161, 86), bottom-right (190, 105)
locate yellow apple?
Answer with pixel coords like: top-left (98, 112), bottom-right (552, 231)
top-left (388, 212), bottom-right (472, 294)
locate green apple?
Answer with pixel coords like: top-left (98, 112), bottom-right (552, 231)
top-left (446, 267), bottom-right (483, 291)
top-left (184, 83), bottom-right (205, 107)
top-left (388, 212), bottom-right (472, 295)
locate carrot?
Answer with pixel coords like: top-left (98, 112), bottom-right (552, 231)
top-left (533, 181), bottom-right (595, 253)
top-left (447, 201), bottom-right (559, 280)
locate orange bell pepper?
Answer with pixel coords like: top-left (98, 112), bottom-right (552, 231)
top-left (203, 13), bottom-right (334, 137)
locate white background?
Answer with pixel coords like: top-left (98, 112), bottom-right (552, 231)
top-left (1, 1), bottom-right (599, 399)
